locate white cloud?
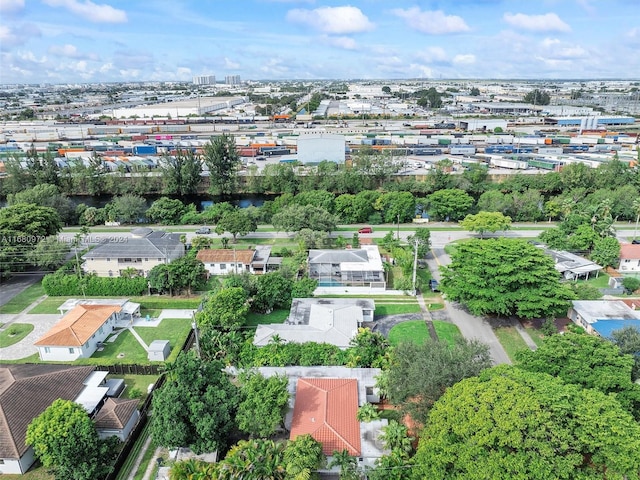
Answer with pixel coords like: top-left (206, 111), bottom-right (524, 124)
top-left (416, 47), bottom-right (448, 63)
top-left (453, 54), bottom-right (476, 65)
top-left (286, 6), bottom-right (374, 34)
top-left (0, 23), bottom-right (41, 48)
top-left (224, 57), bottom-right (241, 69)
top-left (0, 0), bottom-right (25, 14)
top-left (539, 38), bottom-right (588, 59)
top-left (392, 8), bottom-right (470, 35)
top-left (503, 12), bottom-right (571, 32)
top-left (48, 43), bottom-right (99, 60)
top-left (43, 0), bottom-right (127, 23)
top-left (322, 35), bottom-right (358, 50)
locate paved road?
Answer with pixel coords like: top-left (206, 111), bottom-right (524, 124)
top-left (0, 273), bottom-right (44, 308)
top-left (428, 246), bottom-right (511, 365)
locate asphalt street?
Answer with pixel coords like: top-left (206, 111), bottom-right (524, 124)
top-left (0, 273), bottom-right (43, 308)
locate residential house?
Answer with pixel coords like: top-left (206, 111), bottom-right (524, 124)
top-left (619, 244), bottom-right (640, 273)
top-left (568, 300), bottom-right (640, 337)
top-left (196, 245), bottom-right (281, 276)
top-left (82, 227), bottom-right (184, 277)
top-left (253, 298), bottom-right (375, 348)
top-left (0, 365), bottom-right (138, 475)
top-left (544, 249), bottom-right (602, 280)
top-left (34, 303), bottom-right (135, 361)
top-left (308, 245), bottom-right (386, 289)
top-left (94, 398), bottom-right (140, 441)
top-left (235, 366), bottom-right (386, 468)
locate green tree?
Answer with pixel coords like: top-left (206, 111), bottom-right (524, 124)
top-left (294, 189), bottom-right (335, 213)
top-left (291, 277), bottom-right (318, 298)
top-left (440, 238), bottom-right (575, 319)
top-left (283, 434), bottom-right (325, 480)
top-left (167, 256), bottom-right (206, 295)
top-left (345, 328), bottom-right (390, 368)
top-left (105, 194), bottom-right (147, 224)
top-left (253, 272), bottom-right (294, 313)
top-left (151, 352), bottom-right (239, 454)
top-left (379, 420), bottom-right (414, 456)
top-left (416, 87), bottom-right (443, 108)
top-left (26, 399), bottom-right (117, 480)
top-left (459, 211), bottom-right (512, 238)
top-left (7, 183), bottom-right (75, 225)
top-left (356, 403), bottom-right (381, 422)
top-left (215, 209), bottom-right (258, 242)
top-left (385, 338), bottom-right (491, 426)
top-left (146, 197), bottom-right (187, 225)
top-left (413, 365), bottom-right (640, 479)
top-left (611, 326), bottom-right (640, 380)
top-left (237, 373), bottom-right (289, 438)
top-left (406, 227), bottom-right (431, 258)
top-left (426, 188), bottom-right (474, 221)
top-left (26, 237), bottom-right (70, 271)
top-left (216, 439), bottom-right (286, 479)
top-left (622, 276), bottom-right (640, 294)
top-left (523, 88), bottom-right (551, 105)
top-left (517, 332), bottom-right (640, 418)
top-left (590, 236), bottom-right (620, 267)
top-left (160, 149), bottom-right (202, 195)
top-left (272, 204), bottom-right (338, 233)
top-left (470, 86), bottom-right (480, 96)
top-left (374, 192), bottom-right (416, 223)
top-left (296, 228), bottom-right (329, 250)
top-left (328, 449), bottom-right (360, 480)
top-left (197, 286), bottom-right (249, 330)
top-left (477, 190), bottom-right (510, 214)
top-left (203, 134), bottom-right (240, 195)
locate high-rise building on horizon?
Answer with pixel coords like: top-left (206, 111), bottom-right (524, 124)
top-left (193, 75), bottom-right (215, 85)
top-left (225, 75), bottom-right (241, 85)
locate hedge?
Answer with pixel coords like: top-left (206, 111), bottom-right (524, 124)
top-left (43, 273), bottom-right (148, 297)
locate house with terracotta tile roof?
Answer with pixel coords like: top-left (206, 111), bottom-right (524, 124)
top-left (94, 398), bottom-right (140, 441)
top-left (0, 365), bottom-right (139, 475)
top-left (196, 248), bottom-right (257, 276)
top-left (619, 244), bottom-right (640, 273)
top-left (34, 304), bottom-right (123, 361)
top-left (290, 378), bottom-right (362, 456)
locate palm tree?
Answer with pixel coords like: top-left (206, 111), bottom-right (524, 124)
top-left (328, 449), bottom-right (361, 480)
top-left (379, 420), bottom-right (414, 456)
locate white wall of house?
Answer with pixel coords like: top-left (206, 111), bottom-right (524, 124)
top-left (83, 257), bottom-right (166, 277)
top-left (0, 447), bottom-right (35, 474)
top-left (204, 262), bottom-right (252, 276)
top-left (37, 314), bottom-right (117, 361)
top-left (97, 410), bottom-right (140, 441)
top-left (619, 258), bottom-right (640, 272)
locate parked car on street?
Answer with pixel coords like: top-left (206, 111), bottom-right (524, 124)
top-left (195, 227), bottom-right (211, 234)
top-left (358, 227), bottom-right (373, 234)
top-left (429, 279), bottom-right (440, 292)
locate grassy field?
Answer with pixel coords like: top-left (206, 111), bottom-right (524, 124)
top-left (388, 320), bottom-right (430, 346)
top-left (578, 273), bottom-right (610, 289)
top-left (29, 295), bottom-right (202, 315)
top-left (433, 321), bottom-right (461, 345)
top-left (0, 323), bottom-right (34, 348)
top-left (376, 304), bottom-right (422, 316)
top-left (1, 463), bottom-right (54, 480)
top-left (246, 309), bottom-right (290, 327)
top-left (135, 318), bottom-right (192, 349)
top-left (0, 282), bottom-right (45, 314)
top-left (524, 326), bottom-right (546, 347)
top-left (494, 326), bottom-right (530, 362)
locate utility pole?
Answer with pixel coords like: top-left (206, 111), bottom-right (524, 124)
top-left (191, 313), bottom-right (201, 358)
top-left (411, 238), bottom-right (418, 296)
top-left (397, 213), bottom-right (401, 241)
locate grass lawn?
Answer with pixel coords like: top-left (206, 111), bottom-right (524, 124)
top-left (116, 420), bottom-right (153, 480)
top-left (29, 295), bottom-right (203, 315)
top-left (0, 323), bottom-right (34, 348)
top-left (86, 330), bottom-right (149, 365)
top-left (578, 273), bottom-right (610, 289)
top-left (524, 326), bottom-right (546, 347)
top-left (388, 320), bottom-right (430, 346)
top-left (433, 321), bottom-right (461, 346)
top-left (0, 282), bottom-right (45, 314)
top-left (1, 462), bottom-right (54, 480)
top-left (494, 326), bottom-right (530, 362)
top-left (376, 304), bottom-right (421, 316)
top-left (428, 303), bottom-right (444, 311)
top-left (108, 374), bottom-right (159, 401)
top-left (246, 309), bottom-right (289, 327)
top-left (135, 318), bottom-right (192, 354)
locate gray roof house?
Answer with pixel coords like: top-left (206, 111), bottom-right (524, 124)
top-left (544, 249), bottom-right (602, 280)
top-left (82, 228), bottom-right (184, 277)
top-left (308, 245), bottom-right (385, 289)
top-left (253, 298), bottom-right (375, 348)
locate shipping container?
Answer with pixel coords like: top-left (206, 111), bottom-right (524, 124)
top-left (450, 146), bottom-right (477, 155)
top-left (133, 145), bottom-right (157, 155)
top-left (490, 158), bottom-right (528, 170)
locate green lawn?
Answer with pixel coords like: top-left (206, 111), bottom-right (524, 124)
top-left (428, 303), bottom-right (444, 311)
top-left (116, 420), bottom-right (154, 480)
top-left (135, 318), bottom-right (192, 353)
top-left (433, 320), bottom-right (461, 345)
top-left (494, 326), bottom-right (530, 362)
top-left (0, 282), bottom-right (45, 314)
top-left (88, 330), bottom-right (149, 365)
top-left (2, 462), bottom-right (54, 480)
top-left (246, 309), bottom-right (290, 327)
top-left (376, 304), bottom-right (421, 316)
top-left (29, 295), bottom-right (203, 315)
top-left (139, 308), bottom-right (161, 318)
top-left (0, 323), bottom-right (34, 348)
top-left (388, 320), bottom-right (430, 346)
top-left (524, 326), bottom-right (546, 347)
top-left (578, 273), bottom-right (610, 289)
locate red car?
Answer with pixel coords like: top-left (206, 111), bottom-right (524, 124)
top-left (358, 227), bottom-right (373, 234)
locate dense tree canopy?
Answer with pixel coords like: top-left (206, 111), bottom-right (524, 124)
top-left (215, 209), bottom-right (258, 242)
top-left (196, 286), bottom-right (249, 330)
top-left (203, 134), bottom-right (240, 195)
top-left (26, 399), bottom-right (117, 480)
top-left (459, 211), bottom-right (512, 237)
top-left (271, 204), bottom-right (338, 233)
top-left (384, 338), bottom-right (492, 426)
top-left (440, 238), bottom-right (575, 319)
top-left (151, 352), bottom-right (239, 454)
top-left (413, 365), bottom-right (640, 480)
top-left (237, 372), bottom-right (289, 438)
top-left (426, 189), bottom-right (474, 221)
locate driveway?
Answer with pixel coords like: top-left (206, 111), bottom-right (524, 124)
top-left (0, 273), bottom-right (43, 308)
top-left (0, 313), bottom-right (60, 360)
top-left (370, 313), bottom-right (423, 337)
top-left (428, 247), bottom-right (511, 365)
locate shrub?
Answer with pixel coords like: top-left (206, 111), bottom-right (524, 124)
top-left (42, 273), bottom-right (147, 296)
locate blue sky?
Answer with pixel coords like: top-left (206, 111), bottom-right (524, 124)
top-left (1, 0), bottom-right (639, 84)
